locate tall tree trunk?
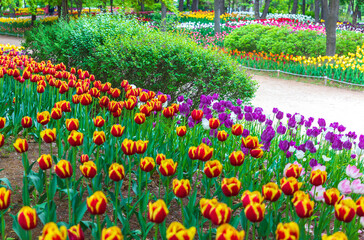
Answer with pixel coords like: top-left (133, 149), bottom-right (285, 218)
top-left (288, 0), bottom-right (292, 13)
top-left (302, 0), bottom-right (306, 15)
top-left (187, 0), bottom-right (190, 10)
top-left (214, 0), bottom-right (221, 33)
top-left (220, 0), bottom-right (225, 14)
top-left (353, 5), bottom-right (359, 25)
top-left (254, 0), bottom-right (259, 19)
top-left (179, 0), bottom-right (184, 11)
top-left (141, 0), bottom-right (145, 11)
top-left (58, 5), bottom-right (62, 18)
top-left (61, 0), bottom-right (69, 22)
top-left (323, 0), bottom-right (339, 56)
top-left (314, 0), bottom-right (320, 22)
top-left (192, 0), bottom-right (198, 11)
top-left (347, 1), bottom-right (352, 15)
top-left (31, 14), bottom-right (36, 26)
top-left (321, 0), bottom-right (327, 21)
top-left (231, 0), bottom-right (235, 12)
top-left (291, 0), bottom-right (298, 14)
top-left (110, 0), bottom-right (113, 13)
top-left (70, 0), bottom-right (73, 15)
top-left (260, 0), bottom-right (271, 19)
top-left (161, 1), bottom-right (167, 31)
top-left (76, 0), bottom-right (82, 17)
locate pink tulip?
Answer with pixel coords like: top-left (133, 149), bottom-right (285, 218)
top-left (351, 179), bottom-right (364, 194)
top-left (309, 185), bottom-right (325, 201)
top-left (338, 179), bottom-right (352, 195)
top-left (346, 164), bottom-right (363, 179)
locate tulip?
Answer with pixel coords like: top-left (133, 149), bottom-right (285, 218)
top-left (99, 96), bottom-right (110, 108)
top-left (72, 95), bottom-right (80, 104)
top-left (241, 190), bottom-right (264, 208)
top-left (156, 153), bottom-right (166, 165)
top-left (37, 111), bottom-right (50, 125)
top-left (245, 202), bottom-right (265, 222)
top-left (0, 134), bottom-right (4, 148)
top-left (125, 98), bottom-right (137, 110)
top-left (338, 179), bottom-right (352, 195)
top-left (323, 188), bottom-right (342, 206)
top-left (93, 131), bottom-right (106, 145)
top-left (66, 119), bottom-right (79, 131)
top-left (159, 159), bottom-right (178, 177)
top-left (87, 191), bottom-right (107, 215)
top-left (166, 222), bottom-right (196, 240)
top-left (0, 187), bottom-right (11, 210)
top-left (109, 163), bottom-right (125, 182)
top-left (291, 190), bottom-right (310, 204)
top-left (140, 157), bottom-right (155, 172)
top-left (191, 109), bottom-right (203, 121)
top-left (139, 92), bottom-right (149, 102)
top-left (176, 126), bottom-right (187, 137)
top-left (93, 116), bottom-right (105, 128)
top-left (101, 226), bottom-right (124, 240)
top-left (345, 164), bottom-right (362, 179)
top-left (51, 108), bottom-right (62, 120)
top-left (216, 223), bottom-right (245, 240)
top-left (54, 160), bottom-right (73, 179)
top-left (322, 232), bottom-right (348, 240)
top-left (356, 197), bottom-right (364, 217)
top-left (162, 107), bottom-right (174, 118)
top-left (60, 101), bottom-right (71, 112)
top-left (209, 118), bottom-right (220, 129)
top-left (80, 161), bottom-right (97, 179)
top-left (200, 198), bottom-right (219, 219)
top-left (135, 140), bottom-right (148, 154)
top-left (148, 199), bottom-right (169, 224)
top-left (120, 80), bottom-right (128, 88)
top-left (111, 125), bottom-right (125, 137)
top-left (188, 146), bottom-right (198, 160)
top-left (335, 198), bottom-right (357, 222)
top-left (294, 198), bottom-right (314, 218)
top-left (197, 143), bottom-right (213, 161)
top-left (79, 93), bottom-right (92, 105)
top-left (80, 154), bottom-right (89, 163)
top-left (40, 128), bottom-right (56, 143)
top-left (242, 136), bottom-right (260, 149)
top-left (280, 177), bottom-right (302, 195)
top-left (37, 85), bottom-right (45, 93)
top-left (154, 101), bottom-right (163, 111)
top-left (0, 118), bottom-right (5, 129)
top-left (17, 206), bottom-right (37, 230)
top-left (13, 138), bottom-right (28, 153)
top-left (134, 113), bottom-right (146, 125)
top-left (173, 179), bottom-right (191, 198)
top-left (68, 224), bottom-right (85, 240)
top-left (108, 101), bottom-right (119, 112)
top-left (37, 154), bottom-right (52, 170)
top-left (275, 222), bottom-right (299, 240)
top-left (140, 104), bottom-right (153, 116)
top-left (39, 222), bottom-right (67, 240)
top-left (250, 147), bottom-right (264, 158)
top-left (204, 160), bottom-right (222, 178)
top-left (284, 164), bottom-right (302, 179)
top-left (121, 139), bottom-right (136, 155)
top-left (217, 130), bottom-right (228, 142)
top-left (231, 124), bottom-right (243, 136)
top-left (68, 131), bottom-right (84, 147)
top-left (229, 151), bottom-right (245, 166)
top-left (309, 169), bottom-right (327, 186)
top-left (21, 116), bottom-right (32, 128)
top-left (221, 177), bottom-right (241, 197)
top-left (210, 202), bottom-right (232, 225)
top-left (262, 182), bottom-right (282, 202)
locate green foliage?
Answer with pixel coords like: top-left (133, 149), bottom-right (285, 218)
top-left (23, 15), bottom-right (257, 103)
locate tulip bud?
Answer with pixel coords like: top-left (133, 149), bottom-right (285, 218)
top-left (80, 154), bottom-right (89, 164)
top-left (17, 206), bottom-right (37, 230)
top-left (79, 93), bottom-right (92, 106)
top-left (39, 222), bottom-right (67, 240)
top-left (60, 101), bottom-right (71, 112)
top-left (176, 126), bottom-right (187, 137)
top-left (191, 109), bottom-right (203, 121)
top-left (140, 157), bottom-right (155, 172)
top-left (200, 198), bottom-right (219, 219)
top-left (204, 160), bottom-right (222, 178)
top-left (221, 177), bottom-right (241, 197)
top-left (250, 147), bottom-right (264, 158)
top-left (244, 202), bottom-right (265, 223)
top-left (21, 116), bottom-right (32, 128)
top-left (87, 191), bottom-right (107, 215)
top-left (50, 108), bottom-right (62, 120)
top-left (166, 222), bottom-right (196, 240)
top-left (37, 85), bottom-right (45, 93)
top-left (134, 113), bottom-right (146, 125)
top-left (13, 138), bottom-right (28, 153)
top-left (275, 222), bottom-right (299, 240)
top-left (40, 128), bottom-right (57, 143)
top-left (93, 116), bottom-right (105, 128)
top-left (99, 96), bottom-right (110, 108)
top-left (125, 98), bottom-right (137, 110)
top-left (101, 226), bottom-right (124, 240)
top-left (242, 136), bottom-right (260, 149)
top-left (120, 80), bottom-right (128, 88)
top-left (356, 197), bottom-right (364, 217)
top-left (210, 202), bottom-right (232, 225)
top-left (156, 153), bottom-right (166, 165)
top-left (229, 151), bottom-right (245, 166)
top-left (0, 134), bottom-right (4, 148)
top-left (109, 163), bottom-right (125, 182)
top-left (309, 169), bottom-right (327, 186)
top-left (0, 117), bottom-right (6, 129)
top-left (262, 182), bottom-right (281, 202)
top-left (217, 130), bottom-right (228, 142)
top-left (66, 119), bottom-right (79, 131)
top-left (294, 198), bottom-right (314, 218)
top-left (159, 159), bottom-right (177, 177)
top-left (72, 95), bottom-right (80, 104)
top-left (216, 223), bottom-right (245, 240)
top-left (188, 147), bottom-right (198, 160)
top-left (54, 159), bottom-right (73, 179)
top-left (37, 111), bottom-right (50, 125)
top-left (68, 130), bottom-right (84, 147)
top-left (139, 92), bottom-right (149, 102)
top-left (162, 107), bottom-right (174, 118)
top-left (280, 177), bottom-right (302, 196)
top-left (285, 164), bottom-right (302, 179)
top-left (335, 198), bottom-right (357, 222)
top-left (231, 124), bottom-right (243, 136)
top-left (37, 154), bottom-right (52, 170)
top-left (136, 140), bottom-right (148, 154)
top-left (110, 125), bottom-right (125, 137)
top-left (93, 131), bottom-right (106, 145)
top-left (173, 179), bottom-right (191, 198)
top-left (322, 232), bottom-right (348, 240)
top-left (197, 143), bottom-right (213, 162)
top-left (121, 139), bottom-right (136, 155)
top-left (324, 188), bottom-right (343, 206)
top-left (158, 94), bottom-right (167, 103)
top-left (148, 199), bottom-right (169, 224)
top-left (0, 187), bottom-right (11, 210)
top-left (291, 190), bottom-right (310, 204)
top-left (209, 118), bottom-right (220, 129)
top-left (241, 190), bottom-right (264, 208)
top-left (68, 224), bottom-right (85, 240)
top-left (80, 161), bottom-right (97, 179)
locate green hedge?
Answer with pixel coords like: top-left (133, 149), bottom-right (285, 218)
top-left (224, 24), bottom-right (364, 57)
top-left (23, 15), bottom-right (257, 103)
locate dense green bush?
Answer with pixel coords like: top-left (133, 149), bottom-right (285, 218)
top-left (224, 24), bottom-right (364, 57)
top-left (23, 15), bottom-right (257, 103)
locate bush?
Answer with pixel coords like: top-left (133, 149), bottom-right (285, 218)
top-left (23, 14), bottom-right (257, 103)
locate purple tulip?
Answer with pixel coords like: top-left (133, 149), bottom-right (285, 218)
top-left (358, 141), bottom-right (364, 150)
top-left (276, 111), bottom-right (284, 120)
top-left (273, 107), bottom-right (279, 114)
top-left (286, 113), bottom-right (292, 118)
top-left (332, 139), bottom-right (343, 150)
top-left (245, 112), bottom-right (253, 121)
top-left (238, 114), bottom-right (244, 120)
top-left (279, 140), bottom-right (290, 151)
top-left (258, 114), bottom-right (266, 123)
top-left (343, 140), bottom-right (352, 150)
top-left (261, 126), bottom-right (275, 143)
top-left (265, 119), bottom-right (273, 126)
top-left (188, 121), bottom-right (195, 128)
top-left (212, 93), bottom-right (219, 100)
top-left (338, 125), bottom-right (346, 132)
top-left (244, 106), bottom-right (253, 113)
top-left (286, 151), bottom-right (293, 158)
top-left (330, 122), bottom-right (339, 130)
top-left (305, 140), bottom-right (314, 151)
top-left (318, 118), bottom-right (326, 128)
top-left (177, 95), bottom-right (184, 102)
top-left (202, 137), bottom-right (212, 146)
top-left (236, 99), bottom-right (243, 105)
top-left (309, 158), bottom-right (318, 168)
top-left (277, 124), bottom-right (287, 135)
top-left (287, 117), bottom-right (296, 128)
top-left (242, 129), bottom-right (250, 138)
top-left (304, 120), bottom-right (312, 128)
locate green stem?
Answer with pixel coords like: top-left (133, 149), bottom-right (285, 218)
top-left (252, 223), bottom-right (256, 239)
top-left (28, 231), bottom-right (32, 240)
top-left (38, 128), bottom-right (41, 157)
top-left (180, 198), bottom-right (185, 224)
top-left (22, 153), bottom-right (30, 206)
top-left (1, 211), bottom-right (5, 240)
top-left (97, 215), bottom-right (101, 239)
top-left (66, 178), bottom-right (72, 225)
top-left (154, 223), bottom-right (159, 240)
top-left (114, 181), bottom-right (119, 225)
top-left (127, 155), bottom-right (132, 220)
top-left (245, 220), bottom-right (250, 240)
top-left (209, 221), bottom-right (212, 240)
top-left (165, 177), bottom-right (170, 205)
top-left (72, 147), bottom-right (77, 184)
top-left (57, 120), bottom-right (61, 157)
top-left (96, 146), bottom-right (100, 175)
top-left (45, 170), bottom-right (50, 223)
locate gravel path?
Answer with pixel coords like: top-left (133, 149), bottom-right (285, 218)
top-left (0, 35), bottom-right (22, 46)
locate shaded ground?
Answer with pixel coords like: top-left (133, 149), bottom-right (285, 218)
top-left (0, 36), bottom-right (22, 46)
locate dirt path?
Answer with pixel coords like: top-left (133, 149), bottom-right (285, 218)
top-left (0, 35), bottom-right (22, 46)
top-left (251, 74), bottom-right (364, 136)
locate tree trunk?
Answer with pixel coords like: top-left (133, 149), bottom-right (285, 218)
top-left (70, 0), bottom-right (73, 15)
top-left (192, 0), bottom-right (198, 11)
top-left (314, 0), bottom-right (320, 22)
top-left (302, 0), bottom-right (306, 15)
top-left (141, 0), bottom-right (145, 11)
top-left (76, 0), bottom-right (82, 17)
top-left (353, 5), bottom-right (359, 25)
top-left (61, 0), bottom-right (69, 22)
top-left (323, 0), bottom-right (339, 56)
top-left (31, 14), bottom-right (36, 26)
top-left (214, 0), bottom-right (221, 33)
top-left (161, 1), bottom-right (167, 32)
top-left (187, 0), bottom-right (190, 10)
top-left (220, 0), bottom-right (225, 14)
top-left (260, 0), bottom-right (271, 19)
top-left (10, 6), bottom-right (16, 18)
top-left (291, 0), bottom-right (298, 14)
top-left (254, 0), bottom-right (259, 19)
top-left (347, 1), bottom-right (352, 15)
top-left (110, 0), bottom-right (113, 13)
top-left (321, 0), bottom-right (327, 21)
top-left (58, 5), bottom-right (62, 18)
top-left (179, 0), bottom-right (184, 11)
top-left (288, 0), bottom-right (292, 13)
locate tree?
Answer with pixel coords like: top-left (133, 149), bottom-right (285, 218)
top-left (220, 0), bottom-right (225, 14)
top-left (322, 0), bottom-right (339, 56)
top-left (291, 0), bottom-right (298, 13)
top-left (191, 0), bottom-right (198, 11)
top-left (254, 0), bottom-right (271, 19)
top-left (214, 0), bottom-right (221, 33)
top-left (315, 0), bottom-right (320, 22)
top-left (178, 0), bottom-right (183, 11)
top-left (302, 0), bottom-right (306, 14)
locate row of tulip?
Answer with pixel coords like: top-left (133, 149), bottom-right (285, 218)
top-left (0, 46), bottom-right (363, 240)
